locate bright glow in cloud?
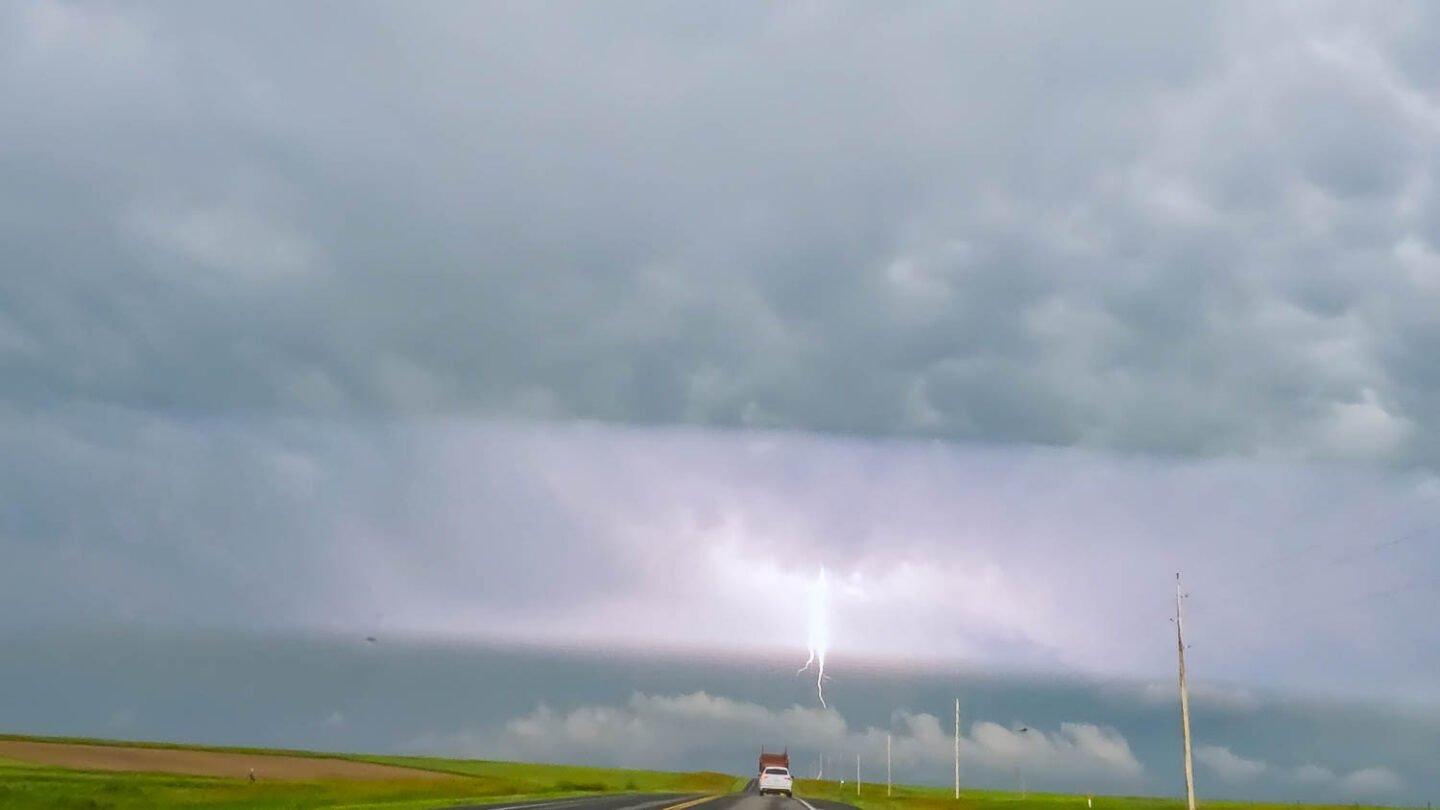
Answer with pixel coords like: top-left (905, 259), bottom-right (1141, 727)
top-left (7, 417), bottom-right (1440, 704)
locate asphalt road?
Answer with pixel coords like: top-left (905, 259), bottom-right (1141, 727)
top-left (439, 779), bottom-right (860, 810)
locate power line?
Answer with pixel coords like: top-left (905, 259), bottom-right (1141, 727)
top-left (1188, 520), bottom-right (1440, 624)
top-left (1182, 566), bottom-right (1440, 666)
top-left (1325, 523), bottom-right (1436, 566)
top-left (1192, 574), bottom-right (1440, 637)
top-left (1333, 575), bottom-right (1439, 609)
top-left (1200, 499), bottom-right (1417, 588)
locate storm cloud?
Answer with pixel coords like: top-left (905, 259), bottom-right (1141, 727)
top-left (6, 1), bottom-right (1440, 803)
top-left (5, 416), bottom-right (1439, 703)
top-left (5, 1), bottom-right (1440, 464)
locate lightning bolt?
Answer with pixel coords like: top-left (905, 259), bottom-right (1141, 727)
top-left (797, 567), bottom-right (829, 708)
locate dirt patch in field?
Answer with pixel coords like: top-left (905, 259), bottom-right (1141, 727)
top-left (0, 740), bottom-right (460, 781)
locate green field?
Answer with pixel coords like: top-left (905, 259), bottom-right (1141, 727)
top-left (0, 734), bottom-right (742, 810)
top-left (351, 755), bottom-right (739, 793)
top-left (794, 778), bottom-right (1395, 810)
top-left (0, 735), bottom-right (1400, 810)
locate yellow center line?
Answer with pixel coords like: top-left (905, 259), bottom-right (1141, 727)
top-left (659, 795), bottom-right (721, 810)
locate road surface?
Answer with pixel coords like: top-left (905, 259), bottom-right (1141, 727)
top-left (438, 779), bottom-right (859, 810)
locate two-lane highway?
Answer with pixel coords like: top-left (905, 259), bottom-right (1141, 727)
top-left (439, 781), bottom-right (860, 810)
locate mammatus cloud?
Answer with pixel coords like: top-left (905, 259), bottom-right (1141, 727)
top-left (402, 691), bottom-right (1143, 787)
top-left (1198, 744), bottom-right (1402, 798)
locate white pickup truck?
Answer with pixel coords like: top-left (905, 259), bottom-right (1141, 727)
top-left (758, 765), bottom-right (793, 797)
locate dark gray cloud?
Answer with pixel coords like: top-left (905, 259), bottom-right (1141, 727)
top-left (5, 1), bottom-right (1440, 463)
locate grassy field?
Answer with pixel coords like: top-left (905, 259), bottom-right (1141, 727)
top-left (353, 755), bottom-right (739, 793)
top-left (0, 734), bottom-right (744, 810)
top-left (0, 735), bottom-right (1400, 810)
top-left (794, 777), bottom-right (1396, 810)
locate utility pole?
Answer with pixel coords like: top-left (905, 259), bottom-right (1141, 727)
top-left (1015, 727), bottom-right (1029, 800)
top-left (887, 733), bottom-right (892, 797)
top-left (954, 698), bottom-right (960, 800)
top-left (856, 753), bottom-right (861, 797)
top-left (1176, 573), bottom-right (1197, 810)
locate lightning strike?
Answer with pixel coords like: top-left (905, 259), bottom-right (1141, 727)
top-left (797, 567), bottom-right (829, 707)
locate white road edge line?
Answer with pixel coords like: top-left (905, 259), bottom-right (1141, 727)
top-left (482, 797), bottom-right (619, 810)
top-left (796, 798), bottom-right (821, 810)
top-left (623, 797), bottom-right (704, 810)
top-left (517, 790), bottom-right (706, 810)
top-left (450, 790), bottom-right (701, 810)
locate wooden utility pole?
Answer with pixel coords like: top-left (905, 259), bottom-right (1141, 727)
top-left (1015, 727), bottom-right (1029, 800)
top-left (954, 698), bottom-right (960, 800)
top-left (1176, 573), bottom-right (1197, 810)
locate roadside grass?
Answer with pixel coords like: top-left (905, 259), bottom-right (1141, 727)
top-left (794, 778), bottom-right (1397, 810)
top-left (794, 778), bottom-right (1399, 807)
top-left (356, 755), bottom-right (742, 794)
top-left (0, 761), bottom-right (474, 810)
top-left (0, 735), bottom-right (742, 810)
top-left (0, 763), bottom-right (709, 810)
top-left (0, 734), bottom-right (741, 793)
top-left (327, 792), bottom-right (633, 810)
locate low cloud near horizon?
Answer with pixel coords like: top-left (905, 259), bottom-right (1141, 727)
top-left (1197, 744), bottom-right (1402, 798)
top-left (403, 688), bottom-right (1415, 802)
top-left (404, 690), bottom-right (1145, 790)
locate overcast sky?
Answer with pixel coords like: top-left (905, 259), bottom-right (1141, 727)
top-left (4, 0), bottom-right (1440, 804)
